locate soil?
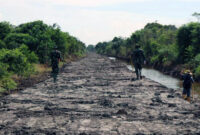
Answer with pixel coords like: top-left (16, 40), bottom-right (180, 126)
top-left (0, 53), bottom-right (200, 134)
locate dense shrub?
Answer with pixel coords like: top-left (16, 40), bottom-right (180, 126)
top-left (4, 33), bottom-right (35, 49)
top-left (195, 65), bottom-right (200, 78)
top-left (0, 20), bottom-right (86, 92)
top-left (87, 45), bottom-right (95, 52)
top-left (95, 22), bottom-right (200, 81)
top-left (0, 22), bottom-right (13, 40)
top-left (0, 49), bottom-right (35, 76)
top-left (18, 45), bottom-right (38, 63)
top-left (0, 63), bottom-right (17, 90)
top-left (0, 40), bottom-right (6, 49)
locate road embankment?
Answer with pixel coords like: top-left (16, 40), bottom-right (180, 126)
top-left (0, 53), bottom-right (199, 134)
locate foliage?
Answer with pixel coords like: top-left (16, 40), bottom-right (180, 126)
top-left (0, 63), bottom-right (17, 90)
top-left (18, 45), bottom-right (39, 63)
top-left (189, 53), bottom-right (200, 69)
top-left (0, 49), bottom-right (34, 76)
top-left (192, 12), bottom-right (200, 22)
top-left (15, 20), bottom-right (86, 63)
top-left (87, 45), bottom-right (95, 52)
top-left (157, 44), bottom-right (178, 66)
top-left (0, 22), bottom-right (13, 40)
top-left (194, 53), bottom-right (200, 64)
top-left (195, 65), bottom-right (200, 78)
top-left (95, 22), bottom-right (178, 66)
top-left (0, 40), bottom-right (6, 49)
top-left (177, 22), bottom-right (200, 63)
top-left (4, 33), bottom-right (35, 49)
top-left (95, 21), bottom-right (200, 81)
top-left (0, 20), bottom-right (86, 92)
top-left (1, 77), bottom-right (17, 91)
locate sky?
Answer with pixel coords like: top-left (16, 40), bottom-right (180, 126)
top-left (0, 0), bottom-right (200, 45)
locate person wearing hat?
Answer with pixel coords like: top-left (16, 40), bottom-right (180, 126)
top-left (131, 44), bottom-right (146, 80)
top-left (181, 69), bottom-right (194, 102)
top-left (50, 46), bottom-right (61, 82)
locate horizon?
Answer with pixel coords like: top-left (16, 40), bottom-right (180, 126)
top-left (0, 0), bottom-right (199, 45)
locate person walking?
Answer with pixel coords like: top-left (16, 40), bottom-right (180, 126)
top-left (50, 46), bottom-right (61, 82)
top-left (181, 70), bottom-right (194, 102)
top-left (131, 45), bottom-right (146, 80)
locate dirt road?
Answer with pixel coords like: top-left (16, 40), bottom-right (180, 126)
top-left (0, 53), bottom-right (200, 134)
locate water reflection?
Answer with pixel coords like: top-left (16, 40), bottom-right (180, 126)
top-left (109, 57), bottom-right (116, 61)
top-left (127, 65), bottom-right (181, 90)
top-left (109, 57), bottom-right (200, 95)
top-left (127, 65), bottom-right (200, 96)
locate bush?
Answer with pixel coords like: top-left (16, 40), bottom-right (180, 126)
top-left (119, 46), bottom-right (127, 57)
top-left (0, 40), bottom-right (6, 49)
top-left (150, 55), bottom-right (159, 64)
top-left (0, 49), bottom-right (35, 76)
top-left (1, 78), bottom-right (17, 90)
top-left (0, 62), bottom-right (9, 78)
top-left (4, 33), bottom-right (35, 49)
top-left (194, 53), bottom-right (200, 64)
top-left (0, 22), bottom-right (13, 40)
top-left (19, 45), bottom-right (38, 63)
top-left (0, 63), bottom-right (17, 90)
top-left (195, 65), bottom-right (200, 78)
top-left (158, 44), bottom-right (178, 66)
top-left (87, 45), bottom-right (95, 52)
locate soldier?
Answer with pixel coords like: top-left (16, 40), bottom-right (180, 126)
top-left (131, 45), bottom-right (146, 80)
top-left (50, 46), bottom-right (61, 82)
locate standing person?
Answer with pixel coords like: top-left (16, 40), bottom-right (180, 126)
top-left (50, 46), bottom-right (61, 82)
top-left (181, 70), bottom-right (194, 102)
top-left (131, 45), bottom-right (146, 80)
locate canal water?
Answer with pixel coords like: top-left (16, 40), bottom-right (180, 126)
top-left (127, 65), bottom-right (181, 90)
top-left (109, 57), bottom-right (180, 90)
top-left (109, 57), bottom-right (200, 97)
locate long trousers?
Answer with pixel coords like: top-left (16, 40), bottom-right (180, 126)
top-left (134, 63), bottom-right (142, 79)
top-left (182, 87), bottom-right (191, 97)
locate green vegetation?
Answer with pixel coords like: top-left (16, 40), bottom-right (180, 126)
top-left (95, 22), bottom-right (200, 80)
top-left (87, 45), bottom-right (95, 52)
top-left (0, 21), bottom-right (86, 93)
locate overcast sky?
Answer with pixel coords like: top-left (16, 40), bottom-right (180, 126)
top-left (0, 0), bottom-right (199, 45)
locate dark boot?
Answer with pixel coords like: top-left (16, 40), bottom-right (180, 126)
top-left (139, 69), bottom-right (142, 79)
top-left (186, 97), bottom-right (191, 103)
top-left (135, 67), bottom-right (139, 80)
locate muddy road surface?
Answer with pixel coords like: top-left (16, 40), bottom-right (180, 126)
top-left (0, 53), bottom-right (200, 134)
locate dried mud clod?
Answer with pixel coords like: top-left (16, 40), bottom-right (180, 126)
top-left (0, 53), bottom-right (200, 134)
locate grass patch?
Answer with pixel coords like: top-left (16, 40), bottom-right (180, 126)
top-left (34, 64), bottom-right (51, 74)
top-left (0, 87), bottom-right (6, 96)
top-left (0, 56), bottom-right (85, 97)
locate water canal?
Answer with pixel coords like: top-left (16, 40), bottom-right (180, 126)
top-left (109, 57), bottom-right (200, 97)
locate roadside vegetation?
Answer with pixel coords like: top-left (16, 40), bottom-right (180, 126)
top-left (95, 22), bottom-right (200, 82)
top-left (0, 21), bottom-right (86, 94)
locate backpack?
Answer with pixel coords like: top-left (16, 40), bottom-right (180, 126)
top-left (132, 49), bottom-right (144, 64)
top-left (183, 74), bottom-right (192, 88)
top-left (51, 50), bottom-right (61, 64)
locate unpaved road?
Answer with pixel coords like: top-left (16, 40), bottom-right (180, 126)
top-left (0, 53), bottom-right (200, 134)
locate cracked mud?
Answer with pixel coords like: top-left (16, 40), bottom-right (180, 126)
top-left (0, 53), bottom-right (200, 134)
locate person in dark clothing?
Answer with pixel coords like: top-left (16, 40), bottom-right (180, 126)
top-left (131, 45), bottom-right (146, 80)
top-left (50, 46), bottom-right (61, 82)
top-left (181, 70), bottom-right (194, 102)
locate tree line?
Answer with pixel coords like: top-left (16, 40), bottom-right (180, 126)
top-left (0, 21), bottom-right (86, 91)
top-left (95, 22), bottom-right (200, 80)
